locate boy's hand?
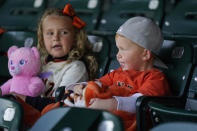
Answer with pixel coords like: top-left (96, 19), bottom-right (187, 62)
top-left (88, 98), bottom-right (118, 111)
top-left (73, 84), bottom-right (84, 95)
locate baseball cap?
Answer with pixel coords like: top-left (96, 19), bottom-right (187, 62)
top-left (116, 16), bottom-right (167, 69)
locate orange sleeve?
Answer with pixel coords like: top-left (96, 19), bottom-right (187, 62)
top-left (137, 71), bottom-right (171, 96)
top-left (98, 69), bottom-right (120, 87)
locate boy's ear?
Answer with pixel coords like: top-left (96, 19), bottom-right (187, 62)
top-left (142, 49), bottom-right (152, 61)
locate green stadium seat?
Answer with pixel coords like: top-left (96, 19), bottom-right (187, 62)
top-left (0, 31), bottom-right (37, 85)
top-left (150, 122), bottom-right (197, 131)
top-left (185, 66), bottom-right (197, 111)
top-left (0, 0), bottom-right (47, 31)
top-left (48, 0), bottom-right (104, 32)
top-left (147, 101), bottom-right (197, 127)
top-left (105, 35), bottom-right (120, 73)
top-left (0, 97), bottom-right (23, 131)
top-left (164, 0), bottom-right (181, 15)
top-left (162, 0), bottom-right (197, 38)
top-left (88, 34), bottom-right (110, 78)
top-left (90, 34), bottom-right (119, 73)
top-left (136, 38), bottom-right (195, 131)
top-left (98, 0), bottom-right (164, 33)
top-left (30, 107), bottom-right (124, 131)
top-left (158, 39), bottom-right (193, 97)
top-left (0, 0), bottom-right (5, 7)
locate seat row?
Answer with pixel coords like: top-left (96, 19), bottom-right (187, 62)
top-left (0, 0), bottom-right (197, 37)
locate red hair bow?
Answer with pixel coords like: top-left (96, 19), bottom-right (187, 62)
top-left (63, 4), bottom-right (86, 29)
top-left (0, 28), bottom-right (6, 35)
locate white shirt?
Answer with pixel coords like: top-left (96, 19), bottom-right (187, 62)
top-left (41, 60), bottom-right (88, 97)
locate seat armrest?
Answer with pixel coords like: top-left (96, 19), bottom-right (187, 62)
top-left (55, 86), bottom-right (65, 102)
top-left (136, 96), bottom-right (185, 131)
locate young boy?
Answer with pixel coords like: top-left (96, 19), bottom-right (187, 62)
top-left (43, 16), bottom-right (171, 131)
top-left (72, 16), bottom-right (170, 130)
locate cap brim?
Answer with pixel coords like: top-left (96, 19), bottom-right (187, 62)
top-left (154, 55), bottom-right (168, 69)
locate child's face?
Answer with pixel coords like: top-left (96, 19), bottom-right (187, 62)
top-left (42, 15), bottom-right (75, 58)
top-left (116, 35), bottom-right (146, 71)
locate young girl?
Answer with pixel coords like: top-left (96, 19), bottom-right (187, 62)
top-left (37, 5), bottom-right (98, 97)
top-left (13, 3), bottom-right (98, 127)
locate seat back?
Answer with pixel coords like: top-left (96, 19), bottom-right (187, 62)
top-left (0, 97), bottom-right (23, 130)
top-left (98, 0), bottom-right (164, 33)
top-left (105, 35), bottom-right (120, 73)
top-left (150, 122), bottom-right (197, 131)
top-left (0, 0), bottom-right (46, 31)
top-left (185, 66), bottom-right (197, 111)
top-left (185, 40), bottom-right (197, 110)
top-left (30, 107), bottom-right (124, 131)
top-left (0, 31), bottom-right (37, 84)
top-left (48, 0), bottom-right (104, 32)
top-left (162, 0), bottom-right (197, 38)
top-left (158, 39), bottom-right (193, 97)
top-left (136, 38), bottom-right (195, 131)
top-left (148, 101), bottom-right (197, 127)
top-left (88, 34), bottom-right (110, 78)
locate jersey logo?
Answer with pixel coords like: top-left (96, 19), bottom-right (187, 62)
top-left (116, 81), bottom-right (133, 89)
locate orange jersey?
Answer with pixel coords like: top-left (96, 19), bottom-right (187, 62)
top-left (98, 68), bottom-right (170, 97)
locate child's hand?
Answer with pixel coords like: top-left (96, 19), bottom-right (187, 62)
top-left (88, 98), bottom-right (118, 111)
top-left (73, 84), bottom-right (84, 95)
top-left (9, 92), bottom-right (26, 101)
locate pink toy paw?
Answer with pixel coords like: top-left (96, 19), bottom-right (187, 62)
top-left (29, 77), bottom-right (45, 97)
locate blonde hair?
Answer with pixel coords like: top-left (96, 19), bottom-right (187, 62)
top-left (37, 8), bottom-right (98, 80)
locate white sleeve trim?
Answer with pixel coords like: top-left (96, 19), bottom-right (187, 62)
top-left (113, 93), bottom-right (143, 114)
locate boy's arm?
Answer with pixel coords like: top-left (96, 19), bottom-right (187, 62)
top-left (98, 69), bottom-right (118, 87)
top-left (114, 93), bottom-right (143, 113)
top-left (88, 98), bottom-right (118, 111)
top-left (113, 71), bottom-right (170, 114)
top-left (71, 68), bottom-right (119, 94)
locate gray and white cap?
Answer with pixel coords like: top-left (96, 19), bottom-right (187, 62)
top-left (116, 16), bottom-right (167, 69)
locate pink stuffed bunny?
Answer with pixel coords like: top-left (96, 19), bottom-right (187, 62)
top-left (0, 46), bottom-right (45, 97)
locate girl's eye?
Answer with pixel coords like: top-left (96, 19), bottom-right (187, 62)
top-left (19, 60), bottom-right (26, 66)
top-left (61, 31), bottom-right (67, 35)
top-left (47, 32), bottom-right (53, 36)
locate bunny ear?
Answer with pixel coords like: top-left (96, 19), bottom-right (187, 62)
top-left (8, 46), bottom-right (18, 57)
top-left (31, 47), bottom-right (40, 59)
top-left (24, 37), bottom-right (34, 48)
